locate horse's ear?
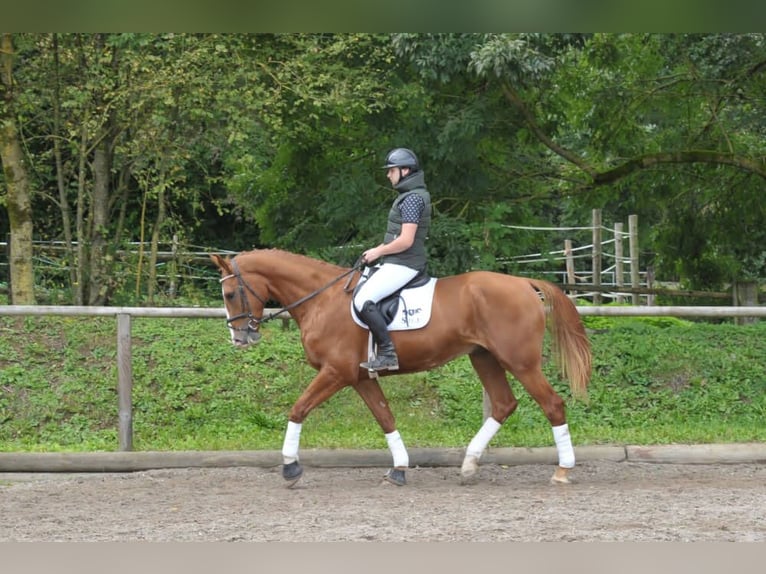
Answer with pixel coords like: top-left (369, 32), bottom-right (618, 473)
top-left (210, 253), bottom-right (231, 275)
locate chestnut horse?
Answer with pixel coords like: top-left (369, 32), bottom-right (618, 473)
top-left (211, 249), bottom-right (591, 487)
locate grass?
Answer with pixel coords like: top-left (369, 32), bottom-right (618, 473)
top-left (1, 310), bottom-right (765, 452)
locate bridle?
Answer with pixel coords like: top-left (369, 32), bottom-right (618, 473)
top-left (219, 259), bottom-right (268, 336)
top-left (220, 257), bottom-right (364, 335)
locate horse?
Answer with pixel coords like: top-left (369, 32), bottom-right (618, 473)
top-left (211, 249), bottom-right (591, 487)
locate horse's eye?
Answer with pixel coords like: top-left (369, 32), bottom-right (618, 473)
top-left (224, 291), bottom-right (235, 301)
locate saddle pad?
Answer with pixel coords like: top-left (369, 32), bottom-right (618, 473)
top-left (351, 277), bottom-right (438, 331)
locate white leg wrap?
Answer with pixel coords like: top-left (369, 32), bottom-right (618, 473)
top-left (281, 421), bottom-right (302, 464)
top-left (466, 417), bottom-right (502, 459)
top-left (385, 430), bottom-right (409, 468)
top-left (552, 423), bottom-right (575, 468)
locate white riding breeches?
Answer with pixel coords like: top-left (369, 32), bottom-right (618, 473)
top-left (353, 263), bottom-right (419, 311)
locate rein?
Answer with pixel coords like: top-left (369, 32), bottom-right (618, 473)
top-left (221, 257), bottom-right (364, 330)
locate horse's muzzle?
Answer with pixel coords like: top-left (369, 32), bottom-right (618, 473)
top-left (233, 329), bottom-right (262, 347)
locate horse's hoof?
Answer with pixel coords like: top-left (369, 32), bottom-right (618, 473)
top-left (383, 468), bottom-right (406, 486)
top-left (550, 466), bottom-right (571, 485)
top-left (460, 466), bottom-right (480, 486)
top-left (460, 473), bottom-right (479, 486)
top-left (460, 455), bottom-right (479, 485)
top-left (283, 461), bottom-right (304, 488)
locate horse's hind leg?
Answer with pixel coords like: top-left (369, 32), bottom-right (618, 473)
top-left (511, 365), bottom-right (575, 485)
top-left (461, 348), bottom-right (519, 485)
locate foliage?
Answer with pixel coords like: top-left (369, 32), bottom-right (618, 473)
top-left (2, 33), bottom-right (765, 304)
top-left (221, 33), bottom-right (409, 253)
top-left (547, 34), bottom-right (766, 286)
top-left (1, 313), bottom-right (765, 452)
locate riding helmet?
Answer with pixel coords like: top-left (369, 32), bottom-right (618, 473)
top-left (383, 148), bottom-right (420, 171)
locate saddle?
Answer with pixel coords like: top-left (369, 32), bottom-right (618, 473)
top-left (350, 266), bottom-right (437, 330)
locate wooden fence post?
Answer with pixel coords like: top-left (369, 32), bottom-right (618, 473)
top-left (565, 239), bottom-right (576, 296)
top-left (4, 234), bottom-right (11, 296)
top-left (117, 313), bottom-right (133, 451)
top-left (592, 209), bottom-right (602, 304)
top-left (629, 214), bottom-right (640, 305)
top-left (733, 281), bottom-right (758, 325)
top-left (168, 234), bottom-right (178, 298)
top-left (614, 222), bottom-right (624, 304)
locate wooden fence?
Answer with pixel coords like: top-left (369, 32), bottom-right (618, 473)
top-left (1, 304), bottom-right (764, 452)
top-left (504, 211), bottom-right (764, 308)
top-left (503, 210), bottom-right (643, 304)
top-left (0, 236), bottom-right (232, 300)
top-left (4, 223), bottom-right (762, 307)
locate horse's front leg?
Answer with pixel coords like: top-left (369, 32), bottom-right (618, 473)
top-left (281, 369), bottom-right (348, 487)
top-left (353, 378), bottom-right (409, 486)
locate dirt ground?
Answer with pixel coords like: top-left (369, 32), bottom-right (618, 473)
top-left (1, 460), bottom-right (765, 542)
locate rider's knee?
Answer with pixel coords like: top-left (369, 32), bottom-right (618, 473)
top-left (358, 299), bottom-right (376, 314)
top-left (353, 297), bottom-right (373, 314)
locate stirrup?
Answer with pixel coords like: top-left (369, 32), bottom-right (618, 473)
top-left (360, 354), bottom-right (399, 372)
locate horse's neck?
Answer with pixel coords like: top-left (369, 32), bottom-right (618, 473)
top-left (249, 250), bottom-right (344, 316)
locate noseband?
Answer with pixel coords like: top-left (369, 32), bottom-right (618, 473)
top-left (220, 257), bottom-right (363, 334)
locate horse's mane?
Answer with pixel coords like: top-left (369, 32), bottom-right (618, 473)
top-left (239, 248), bottom-right (347, 275)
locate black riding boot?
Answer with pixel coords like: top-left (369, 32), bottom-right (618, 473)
top-left (357, 300), bottom-right (399, 371)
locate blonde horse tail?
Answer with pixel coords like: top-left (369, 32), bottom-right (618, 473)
top-left (527, 279), bottom-right (592, 400)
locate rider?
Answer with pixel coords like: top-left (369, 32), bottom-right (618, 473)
top-left (354, 147), bottom-right (432, 371)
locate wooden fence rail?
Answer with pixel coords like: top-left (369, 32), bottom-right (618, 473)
top-left (1, 305), bottom-right (764, 451)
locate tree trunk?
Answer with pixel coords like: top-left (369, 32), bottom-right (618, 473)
top-left (85, 34), bottom-right (121, 306)
top-left (87, 142), bottom-right (111, 305)
top-left (0, 120), bottom-right (36, 305)
top-left (74, 118), bottom-right (88, 305)
top-left (0, 33), bottom-right (35, 305)
top-left (51, 33), bottom-right (77, 292)
top-left (147, 180), bottom-right (167, 306)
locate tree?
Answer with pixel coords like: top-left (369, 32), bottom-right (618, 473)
top-left (0, 33), bottom-right (35, 304)
top-left (13, 33), bottom-right (266, 304)
top-left (221, 34), bottom-right (411, 257)
top-left (395, 33), bottom-right (766, 287)
top-left (546, 33), bottom-right (766, 287)
top-left (4, 33), bottom-right (764, 304)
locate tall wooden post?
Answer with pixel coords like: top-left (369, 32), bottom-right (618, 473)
top-left (4, 233), bottom-right (10, 295)
top-left (629, 214), bottom-right (640, 305)
top-left (733, 281), bottom-right (758, 325)
top-left (117, 313), bottom-right (133, 451)
top-left (565, 239), bottom-right (576, 296)
top-left (592, 209), bottom-right (602, 304)
top-left (168, 233), bottom-right (178, 299)
top-left (614, 222), bottom-right (624, 304)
